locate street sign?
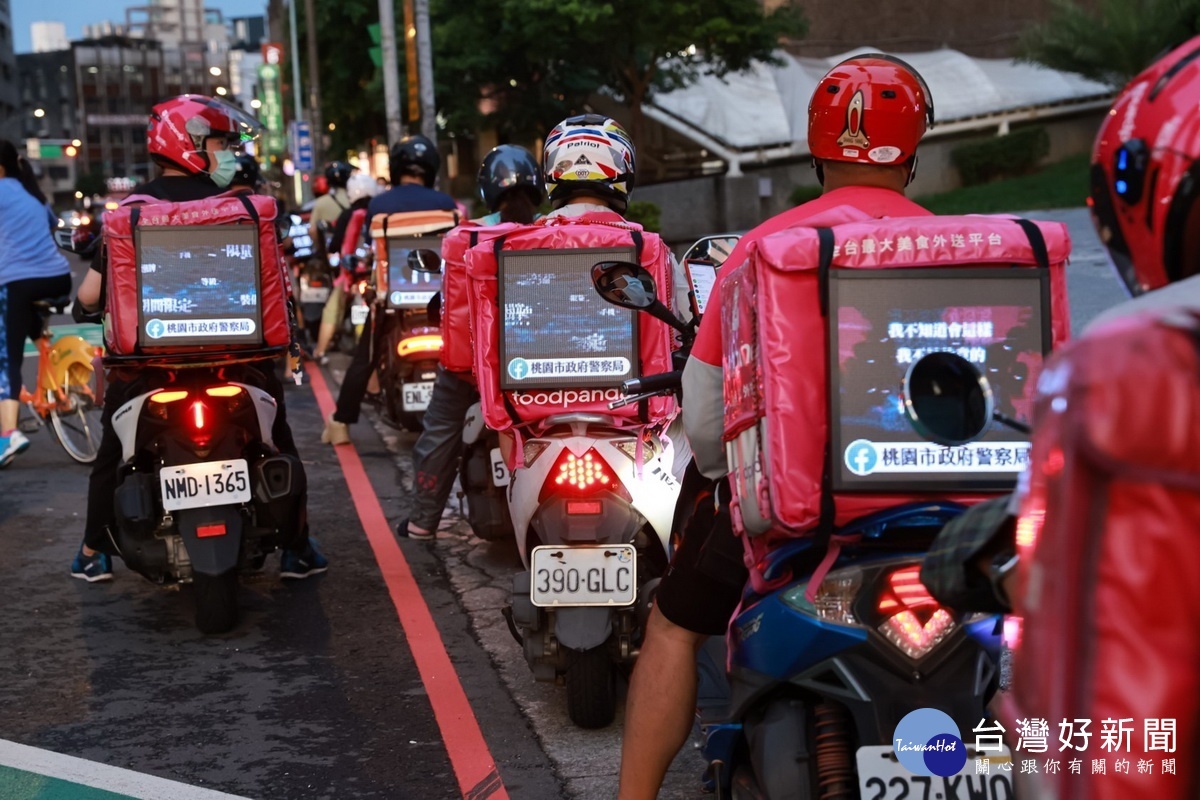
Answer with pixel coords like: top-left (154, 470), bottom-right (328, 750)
top-left (291, 120), bottom-right (314, 172)
top-left (258, 59), bottom-right (286, 158)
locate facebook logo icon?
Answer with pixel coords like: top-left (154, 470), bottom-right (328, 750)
top-left (146, 319), bottom-right (166, 339)
top-left (844, 439), bottom-right (879, 476)
top-left (508, 358), bottom-right (530, 381)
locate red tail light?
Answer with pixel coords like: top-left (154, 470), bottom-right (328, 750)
top-left (191, 401), bottom-right (207, 431)
top-left (196, 523), bottom-right (227, 538)
top-left (876, 565), bottom-right (956, 659)
top-left (566, 500), bottom-right (602, 515)
top-left (553, 450), bottom-right (611, 493)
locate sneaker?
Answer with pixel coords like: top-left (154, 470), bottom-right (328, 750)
top-left (0, 430), bottom-right (31, 468)
top-left (396, 518), bottom-right (435, 541)
top-left (320, 414), bottom-right (351, 445)
top-left (70, 546), bottom-right (114, 582)
top-left (280, 538), bottom-right (329, 579)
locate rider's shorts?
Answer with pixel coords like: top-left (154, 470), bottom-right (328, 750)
top-left (321, 284), bottom-right (346, 327)
top-left (654, 473), bottom-right (748, 636)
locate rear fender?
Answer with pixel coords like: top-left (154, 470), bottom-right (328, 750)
top-left (177, 507), bottom-right (244, 576)
top-left (554, 606), bottom-right (613, 651)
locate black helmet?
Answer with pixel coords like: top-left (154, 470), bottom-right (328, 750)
top-left (324, 160), bottom-right (354, 188)
top-left (478, 144), bottom-right (544, 212)
top-left (231, 153), bottom-right (263, 190)
top-left (390, 135), bottom-right (440, 188)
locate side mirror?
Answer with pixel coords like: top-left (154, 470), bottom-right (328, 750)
top-left (406, 248), bottom-right (444, 274)
top-left (903, 352), bottom-right (995, 447)
top-left (591, 260), bottom-right (688, 335)
top-left (682, 235), bottom-right (741, 269)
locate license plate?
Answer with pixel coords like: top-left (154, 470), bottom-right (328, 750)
top-left (531, 544), bottom-right (637, 607)
top-left (402, 381), bottom-right (434, 411)
top-left (299, 285), bottom-right (330, 304)
top-left (490, 447), bottom-right (510, 487)
top-left (351, 304), bottom-right (370, 325)
top-left (160, 459), bottom-right (252, 512)
top-left (856, 745), bottom-right (1014, 800)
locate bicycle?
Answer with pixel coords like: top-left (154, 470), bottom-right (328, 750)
top-left (17, 295), bottom-right (105, 463)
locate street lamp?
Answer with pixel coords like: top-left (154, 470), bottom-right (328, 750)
top-left (215, 87), bottom-right (228, 96)
top-left (210, 66), bottom-right (222, 76)
top-left (33, 108), bottom-right (45, 118)
top-left (71, 139), bottom-right (82, 147)
top-left (250, 98), bottom-right (262, 109)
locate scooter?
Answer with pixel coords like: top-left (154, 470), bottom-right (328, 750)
top-left (459, 401), bottom-right (515, 542)
top-left (501, 260), bottom-right (691, 728)
top-left (380, 305), bottom-right (441, 432)
top-left (108, 363), bottom-right (305, 634)
top-left (696, 505), bottom-right (1009, 800)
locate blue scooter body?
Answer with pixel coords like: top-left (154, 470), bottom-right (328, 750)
top-left (698, 502), bottom-right (1005, 798)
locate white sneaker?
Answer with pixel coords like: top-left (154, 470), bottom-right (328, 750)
top-left (0, 430), bottom-right (30, 468)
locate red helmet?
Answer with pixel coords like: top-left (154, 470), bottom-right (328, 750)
top-left (312, 174), bottom-right (329, 197)
top-left (147, 94), bottom-right (261, 175)
top-left (808, 54), bottom-right (934, 168)
top-left (1089, 36), bottom-right (1200, 296)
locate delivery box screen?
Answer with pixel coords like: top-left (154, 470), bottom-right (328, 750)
top-left (499, 247), bottom-right (639, 390)
top-left (136, 225), bottom-right (263, 348)
top-left (385, 237), bottom-right (443, 309)
top-left (829, 268), bottom-right (1050, 492)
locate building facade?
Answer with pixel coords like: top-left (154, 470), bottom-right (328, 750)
top-left (0, 0), bottom-right (19, 140)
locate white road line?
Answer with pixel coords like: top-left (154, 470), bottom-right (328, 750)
top-left (0, 739), bottom-right (254, 800)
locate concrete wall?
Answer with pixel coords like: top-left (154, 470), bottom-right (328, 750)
top-left (638, 108), bottom-right (1107, 246)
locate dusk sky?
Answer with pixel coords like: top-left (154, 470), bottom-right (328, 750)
top-left (11, 0), bottom-right (269, 53)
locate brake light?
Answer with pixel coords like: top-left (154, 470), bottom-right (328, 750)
top-left (205, 385), bottom-right (242, 398)
top-left (566, 500), bottom-right (602, 515)
top-left (191, 401), bottom-right (207, 431)
top-left (196, 522), bottom-right (227, 538)
top-left (396, 334), bottom-right (443, 358)
top-left (149, 390), bottom-right (189, 404)
top-left (552, 450), bottom-right (612, 493)
top-left (876, 565), bottom-right (956, 659)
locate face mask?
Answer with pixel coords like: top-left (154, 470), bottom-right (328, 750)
top-left (209, 150), bottom-right (238, 188)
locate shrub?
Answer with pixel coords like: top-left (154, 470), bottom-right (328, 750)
top-left (625, 200), bottom-right (662, 232)
top-left (950, 126), bottom-right (1051, 186)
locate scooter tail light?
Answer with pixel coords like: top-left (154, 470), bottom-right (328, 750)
top-left (204, 385), bottom-right (242, 398)
top-left (876, 565), bottom-right (958, 659)
top-left (396, 334), bottom-right (443, 358)
top-left (540, 448), bottom-right (627, 502)
top-left (191, 401), bottom-right (207, 431)
top-left (781, 567), bottom-right (863, 626)
top-left (149, 390), bottom-right (189, 404)
top-left (523, 441), bottom-right (551, 466)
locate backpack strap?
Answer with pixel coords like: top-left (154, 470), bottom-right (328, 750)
top-left (1013, 218), bottom-right (1050, 270)
top-left (817, 227), bottom-right (836, 316)
top-left (234, 193), bottom-right (260, 225)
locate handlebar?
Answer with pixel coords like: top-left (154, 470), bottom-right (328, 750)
top-left (620, 370), bottom-right (682, 396)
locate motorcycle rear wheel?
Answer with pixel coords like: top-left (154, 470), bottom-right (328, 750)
top-left (193, 570), bottom-right (239, 634)
top-left (565, 645), bottom-right (616, 729)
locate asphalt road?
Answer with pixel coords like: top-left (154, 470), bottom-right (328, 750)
top-left (0, 207), bottom-right (1127, 800)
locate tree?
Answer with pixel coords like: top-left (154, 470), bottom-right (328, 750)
top-left (433, 0), bottom-right (805, 159)
top-left (1019, 0), bottom-right (1200, 87)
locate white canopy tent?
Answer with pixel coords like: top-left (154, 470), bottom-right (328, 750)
top-left (645, 47), bottom-right (1113, 175)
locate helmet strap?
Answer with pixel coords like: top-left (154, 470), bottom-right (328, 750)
top-left (812, 158), bottom-right (826, 186)
top-left (904, 156), bottom-right (918, 187)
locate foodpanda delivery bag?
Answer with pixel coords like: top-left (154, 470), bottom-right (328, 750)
top-left (440, 222), bottom-right (522, 374)
top-left (721, 214), bottom-right (1072, 580)
top-left (102, 193), bottom-right (293, 359)
top-left (464, 214), bottom-right (677, 443)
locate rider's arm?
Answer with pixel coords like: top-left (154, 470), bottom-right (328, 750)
top-left (77, 263), bottom-right (103, 312)
top-left (681, 271), bottom-right (730, 479)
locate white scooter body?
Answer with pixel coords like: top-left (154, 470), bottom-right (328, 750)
top-left (503, 413), bottom-right (680, 568)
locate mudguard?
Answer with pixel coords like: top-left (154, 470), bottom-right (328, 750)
top-left (554, 606), bottom-right (613, 651)
top-left (177, 506), bottom-right (244, 576)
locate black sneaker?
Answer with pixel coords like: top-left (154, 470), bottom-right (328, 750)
top-left (280, 538), bottom-right (329, 579)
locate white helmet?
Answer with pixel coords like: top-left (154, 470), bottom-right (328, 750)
top-left (347, 172), bottom-right (379, 204)
top-left (543, 114), bottom-right (636, 212)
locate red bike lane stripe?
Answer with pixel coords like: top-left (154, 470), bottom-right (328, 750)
top-left (305, 363), bottom-right (509, 800)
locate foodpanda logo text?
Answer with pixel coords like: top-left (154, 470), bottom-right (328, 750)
top-left (512, 389), bottom-right (623, 407)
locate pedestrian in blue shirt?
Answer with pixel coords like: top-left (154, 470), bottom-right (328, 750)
top-left (0, 139), bottom-right (72, 466)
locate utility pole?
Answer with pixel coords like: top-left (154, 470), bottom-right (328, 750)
top-left (414, 0), bottom-right (437, 143)
top-left (287, 0), bottom-right (306, 204)
top-left (302, 0), bottom-right (323, 166)
top-left (379, 0), bottom-right (405, 146)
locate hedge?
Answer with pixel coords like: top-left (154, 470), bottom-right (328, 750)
top-left (950, 126), bottom-right (1051, 186)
